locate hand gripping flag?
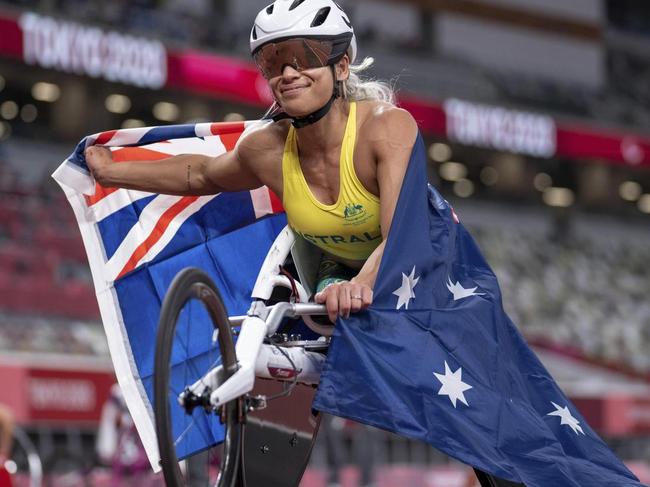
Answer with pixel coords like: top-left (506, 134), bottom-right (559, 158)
top-left (312, 135), bottom-right (644, 487)
top-left (52, 121), bottom-right (286, 471)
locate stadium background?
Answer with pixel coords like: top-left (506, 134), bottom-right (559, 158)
top-left (0, 0), bottom-right (649, 485)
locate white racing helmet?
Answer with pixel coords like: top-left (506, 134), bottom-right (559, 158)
top-left (250, 0), bottom-right (357, 65)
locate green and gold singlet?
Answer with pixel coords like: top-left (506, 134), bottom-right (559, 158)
top-left (282, 102), bottom-right (382, 262)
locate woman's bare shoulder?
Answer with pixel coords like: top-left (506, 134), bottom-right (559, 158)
top-left (357, 101), bottom-right (418, 147)
top-left (236, 119), bottom-right (290, 166)
top-left (238, 119), bottom-right (289, 149)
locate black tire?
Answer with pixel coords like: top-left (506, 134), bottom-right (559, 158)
top-left (154, 267), bottom-right (243, 487)
top-left (10, 427), bottom-right (43, 487)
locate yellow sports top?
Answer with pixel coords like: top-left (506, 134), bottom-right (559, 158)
top-left (282, 102), bottom-right (382, 261)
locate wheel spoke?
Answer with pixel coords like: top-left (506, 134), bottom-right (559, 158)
top-left (173, 301), bottom-right (222, 386)
top-left (167, 355), bottom-right (224, 417)
top-left (171, 354), bottom-right (223, 396)
top-left (193, 410), bottom-right (218, 447)
top-left (173, 417), bottom-right (198, 448)
top-left (173, 410), bottom-right (217, 452)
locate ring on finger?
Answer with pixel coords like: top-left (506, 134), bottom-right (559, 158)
top-left (351, 295), bottom-right (362, 300)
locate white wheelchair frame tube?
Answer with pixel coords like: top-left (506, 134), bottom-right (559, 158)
top-left (203, 226), bottom-right (329, 408)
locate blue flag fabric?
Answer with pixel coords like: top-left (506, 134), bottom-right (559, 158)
top-left (312, 135), bottom-right (643, 487)
top-left (52, 121), bottom-right (286, 470)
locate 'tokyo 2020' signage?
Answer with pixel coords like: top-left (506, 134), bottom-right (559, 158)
top-left (19, 12), bottom-right (167, 89)
top-left (444, 98), bottom-right (557, 158)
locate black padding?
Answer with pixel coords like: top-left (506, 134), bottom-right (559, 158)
top-left (289, 0), bottom-right (307, 11)
top-left (310, 6), bottom-right (331, 27)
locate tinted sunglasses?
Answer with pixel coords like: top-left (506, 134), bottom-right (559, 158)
top-left (253, 38), bottom-right (339, 79)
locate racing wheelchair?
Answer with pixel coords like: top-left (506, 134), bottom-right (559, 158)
top-left (153, 226), bottom-right (524, 487)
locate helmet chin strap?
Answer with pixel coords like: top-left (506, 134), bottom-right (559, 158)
top-left (272, 65), bottom-right (341, 129)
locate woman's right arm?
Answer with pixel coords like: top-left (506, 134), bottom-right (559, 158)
top-left (85, 135), bottom-right (266, 196)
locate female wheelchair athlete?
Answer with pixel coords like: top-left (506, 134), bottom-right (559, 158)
top-left (152, 225), bottom-right (523, 487)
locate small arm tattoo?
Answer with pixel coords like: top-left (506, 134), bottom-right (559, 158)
top-left (186, 164), bottom-right (191, 191)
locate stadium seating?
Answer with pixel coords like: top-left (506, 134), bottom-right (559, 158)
top-left (0, 190), bottom-right (96, 320)
top-left (465, 208), bottom-right (650, 373)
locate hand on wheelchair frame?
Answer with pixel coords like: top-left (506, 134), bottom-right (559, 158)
top-left (314, 280), bottom-right (373, 323)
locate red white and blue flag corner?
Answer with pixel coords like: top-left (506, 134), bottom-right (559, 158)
top-left (52, 121), bottom-right (285, 471)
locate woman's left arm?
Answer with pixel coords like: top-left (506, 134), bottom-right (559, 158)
top-left (353, 107), bottom-right (418, 288)
top-left (316, 107), bottom-right (418, 321)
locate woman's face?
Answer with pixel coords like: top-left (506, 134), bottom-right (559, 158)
top-left (266, 54), bottom-right (350, 118)
top-left (269, 65), bottom-right (335, 117)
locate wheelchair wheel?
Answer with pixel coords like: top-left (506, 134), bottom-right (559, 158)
top-left (8, 427), bottom-right (43, 487)
top-left (155, 267), bottom-right (243, 487)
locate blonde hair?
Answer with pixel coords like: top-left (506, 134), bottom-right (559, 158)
top-left (341, 57), bottom-right (396, 105)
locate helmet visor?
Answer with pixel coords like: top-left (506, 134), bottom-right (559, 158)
top-left (253, 38), bottom-right (336, 79)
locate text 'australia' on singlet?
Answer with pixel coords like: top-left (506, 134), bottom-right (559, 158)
top-left (282, 102), bottom-right (382, 262)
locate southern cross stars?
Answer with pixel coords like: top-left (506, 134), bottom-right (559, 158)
top-left (433, 361), bottom-right (473, 408)
top-left (547, 402), bottom-right (585, 435)
top-left (446, 277), bottom-right (485, 301)
top-left (393, 266), bottom-right (420, 310)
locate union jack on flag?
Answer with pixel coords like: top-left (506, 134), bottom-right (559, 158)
top-left (52, 121), bottom-right (287, 471)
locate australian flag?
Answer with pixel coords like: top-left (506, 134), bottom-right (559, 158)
top-left (312, 135), bottom-right (644, 487)
top-left (52, 121), bottom-right (287, 471)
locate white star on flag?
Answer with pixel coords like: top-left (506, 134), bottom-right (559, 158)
top-left (446, 277), bottom-right (485, 301)
top-left (547, 402), bottom-right (584, 435)
top-left (433, 361), bottom-right (473, 408)
top-left (393, 266), bottom-right (420, 310)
